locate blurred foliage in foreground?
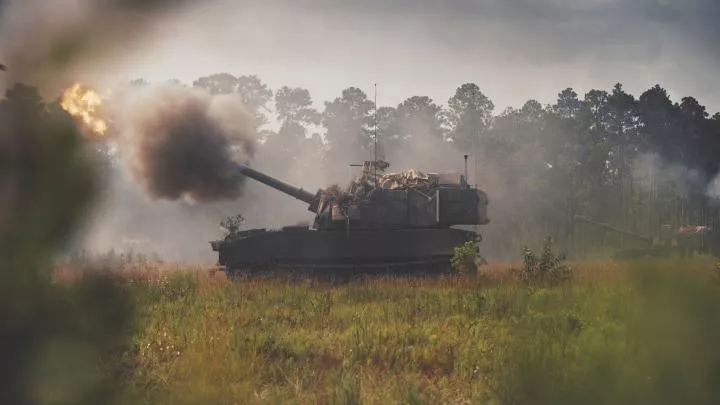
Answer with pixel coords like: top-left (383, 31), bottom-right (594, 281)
top-left (0, 83), bottom-right (135, 405)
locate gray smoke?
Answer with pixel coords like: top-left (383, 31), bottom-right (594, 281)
top-left (67, 83), bottom-right (260, 262)
top-left (0, 0), bottom-right (257, 263)
top-left (631, 152), bottom-right (706, 194)
top-left (116, 84), bottom-right (257, 204)
top-left (705, 175), bottom-right (720, 201)
top-left (0, 0), bottom-right (194, 94)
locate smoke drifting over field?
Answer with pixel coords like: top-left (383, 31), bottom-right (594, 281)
top-left (631, 152), bottom-right (706, 195)
top-left (67, 83), bottom-right (260, 261)
top-left (705, 175), bottom-right (720, 201)
top-left (117, 85), bottom-right (257, 204)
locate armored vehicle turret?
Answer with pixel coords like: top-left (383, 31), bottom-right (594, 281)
top-left (211, 159), bottom-right (489, 278)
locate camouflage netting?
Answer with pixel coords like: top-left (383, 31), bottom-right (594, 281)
top-left (344, 160), bottom-right (467, 203)
top-left (378, 170), bottom-right (434, 190)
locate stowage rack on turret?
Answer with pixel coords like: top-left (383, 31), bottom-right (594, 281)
top-left (210, 159), bottom-right (490, 278)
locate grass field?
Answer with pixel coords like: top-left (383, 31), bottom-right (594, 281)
top-left (52, 257), bottom-right (720, 405)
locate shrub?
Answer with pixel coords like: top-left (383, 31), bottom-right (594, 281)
top-left (220, 214), bottom-right (245, 239)
top-left (451, 241), bottom-right (483, 276)
top-left (514, 237), bottom-right (573, 286)
top-left (496, 262), bottom-right (720, 405)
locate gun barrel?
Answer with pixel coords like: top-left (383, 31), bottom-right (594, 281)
top-left (233, 163), bottom-right (315, 205)
top-left (573, 215), bottom-right (653, 243)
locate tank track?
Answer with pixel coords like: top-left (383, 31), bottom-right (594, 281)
top-left (220, 256), bottom-right (455, 282)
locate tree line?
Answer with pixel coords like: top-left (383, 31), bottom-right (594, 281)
top-left (4, 75), bottom-right (720, 259)
top-left (182, 74), bottom-right (720, 258)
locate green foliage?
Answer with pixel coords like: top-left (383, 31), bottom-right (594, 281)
top-left (446, 83), bottom-right (495, 151)
top-left (495, 261), bottom-right (720, 405)
top-left (193, 73), bottom-right (272, 130)
top-left (220, 214), bottom-right (245, 238)
top-left (515, 237), bottom-right (573, 286)
top-left (451, 241), bottom-right (480, 275)
top-left (322, 87), bottom-right (375, 166)
top-left (262, 85), bottom-right (324, 178)
top-left (0, 83), bottom-right (135, 405)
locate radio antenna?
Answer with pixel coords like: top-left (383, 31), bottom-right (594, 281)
top-left (373, 83), bottom-right (378, 186)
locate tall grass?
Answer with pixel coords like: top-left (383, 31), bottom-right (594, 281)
top-left (54, 258), bottom-right (720, 404)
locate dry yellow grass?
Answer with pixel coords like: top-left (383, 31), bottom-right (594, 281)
top-left (51, 256), bottom-right (716, 288)
top-left (53, 262), bottom-right (225, 285)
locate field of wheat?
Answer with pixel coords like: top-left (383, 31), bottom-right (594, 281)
top-left (49, 257), bottom-right (720, 405)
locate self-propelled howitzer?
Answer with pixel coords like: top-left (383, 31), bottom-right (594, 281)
top-left (212, 160), bottom-right (490, 278)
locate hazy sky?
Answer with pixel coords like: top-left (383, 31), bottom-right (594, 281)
top-left (8, 0), bottom-right (720, 114)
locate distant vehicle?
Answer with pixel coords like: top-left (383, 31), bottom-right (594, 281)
top-left (211, 158), bottom-right (490, 279)
top-left (573, 215), bottom-right (720, 260)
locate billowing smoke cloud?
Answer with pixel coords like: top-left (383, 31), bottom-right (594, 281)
top-left (116, 84), bottom-right (257, 203)
top-left (0, 0), bottom-right (265, 264)
top-left (67, 83), bottom-right (260, 262)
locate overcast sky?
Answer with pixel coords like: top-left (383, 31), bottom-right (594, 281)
top-left (8, 0), bottom-right (720, 114)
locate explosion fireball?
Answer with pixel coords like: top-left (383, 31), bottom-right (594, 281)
top-left (60, 83), bottom-right (109, 137)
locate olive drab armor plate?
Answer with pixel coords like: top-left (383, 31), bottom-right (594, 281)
top-left (211, 159), bottom-right (489, 277)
